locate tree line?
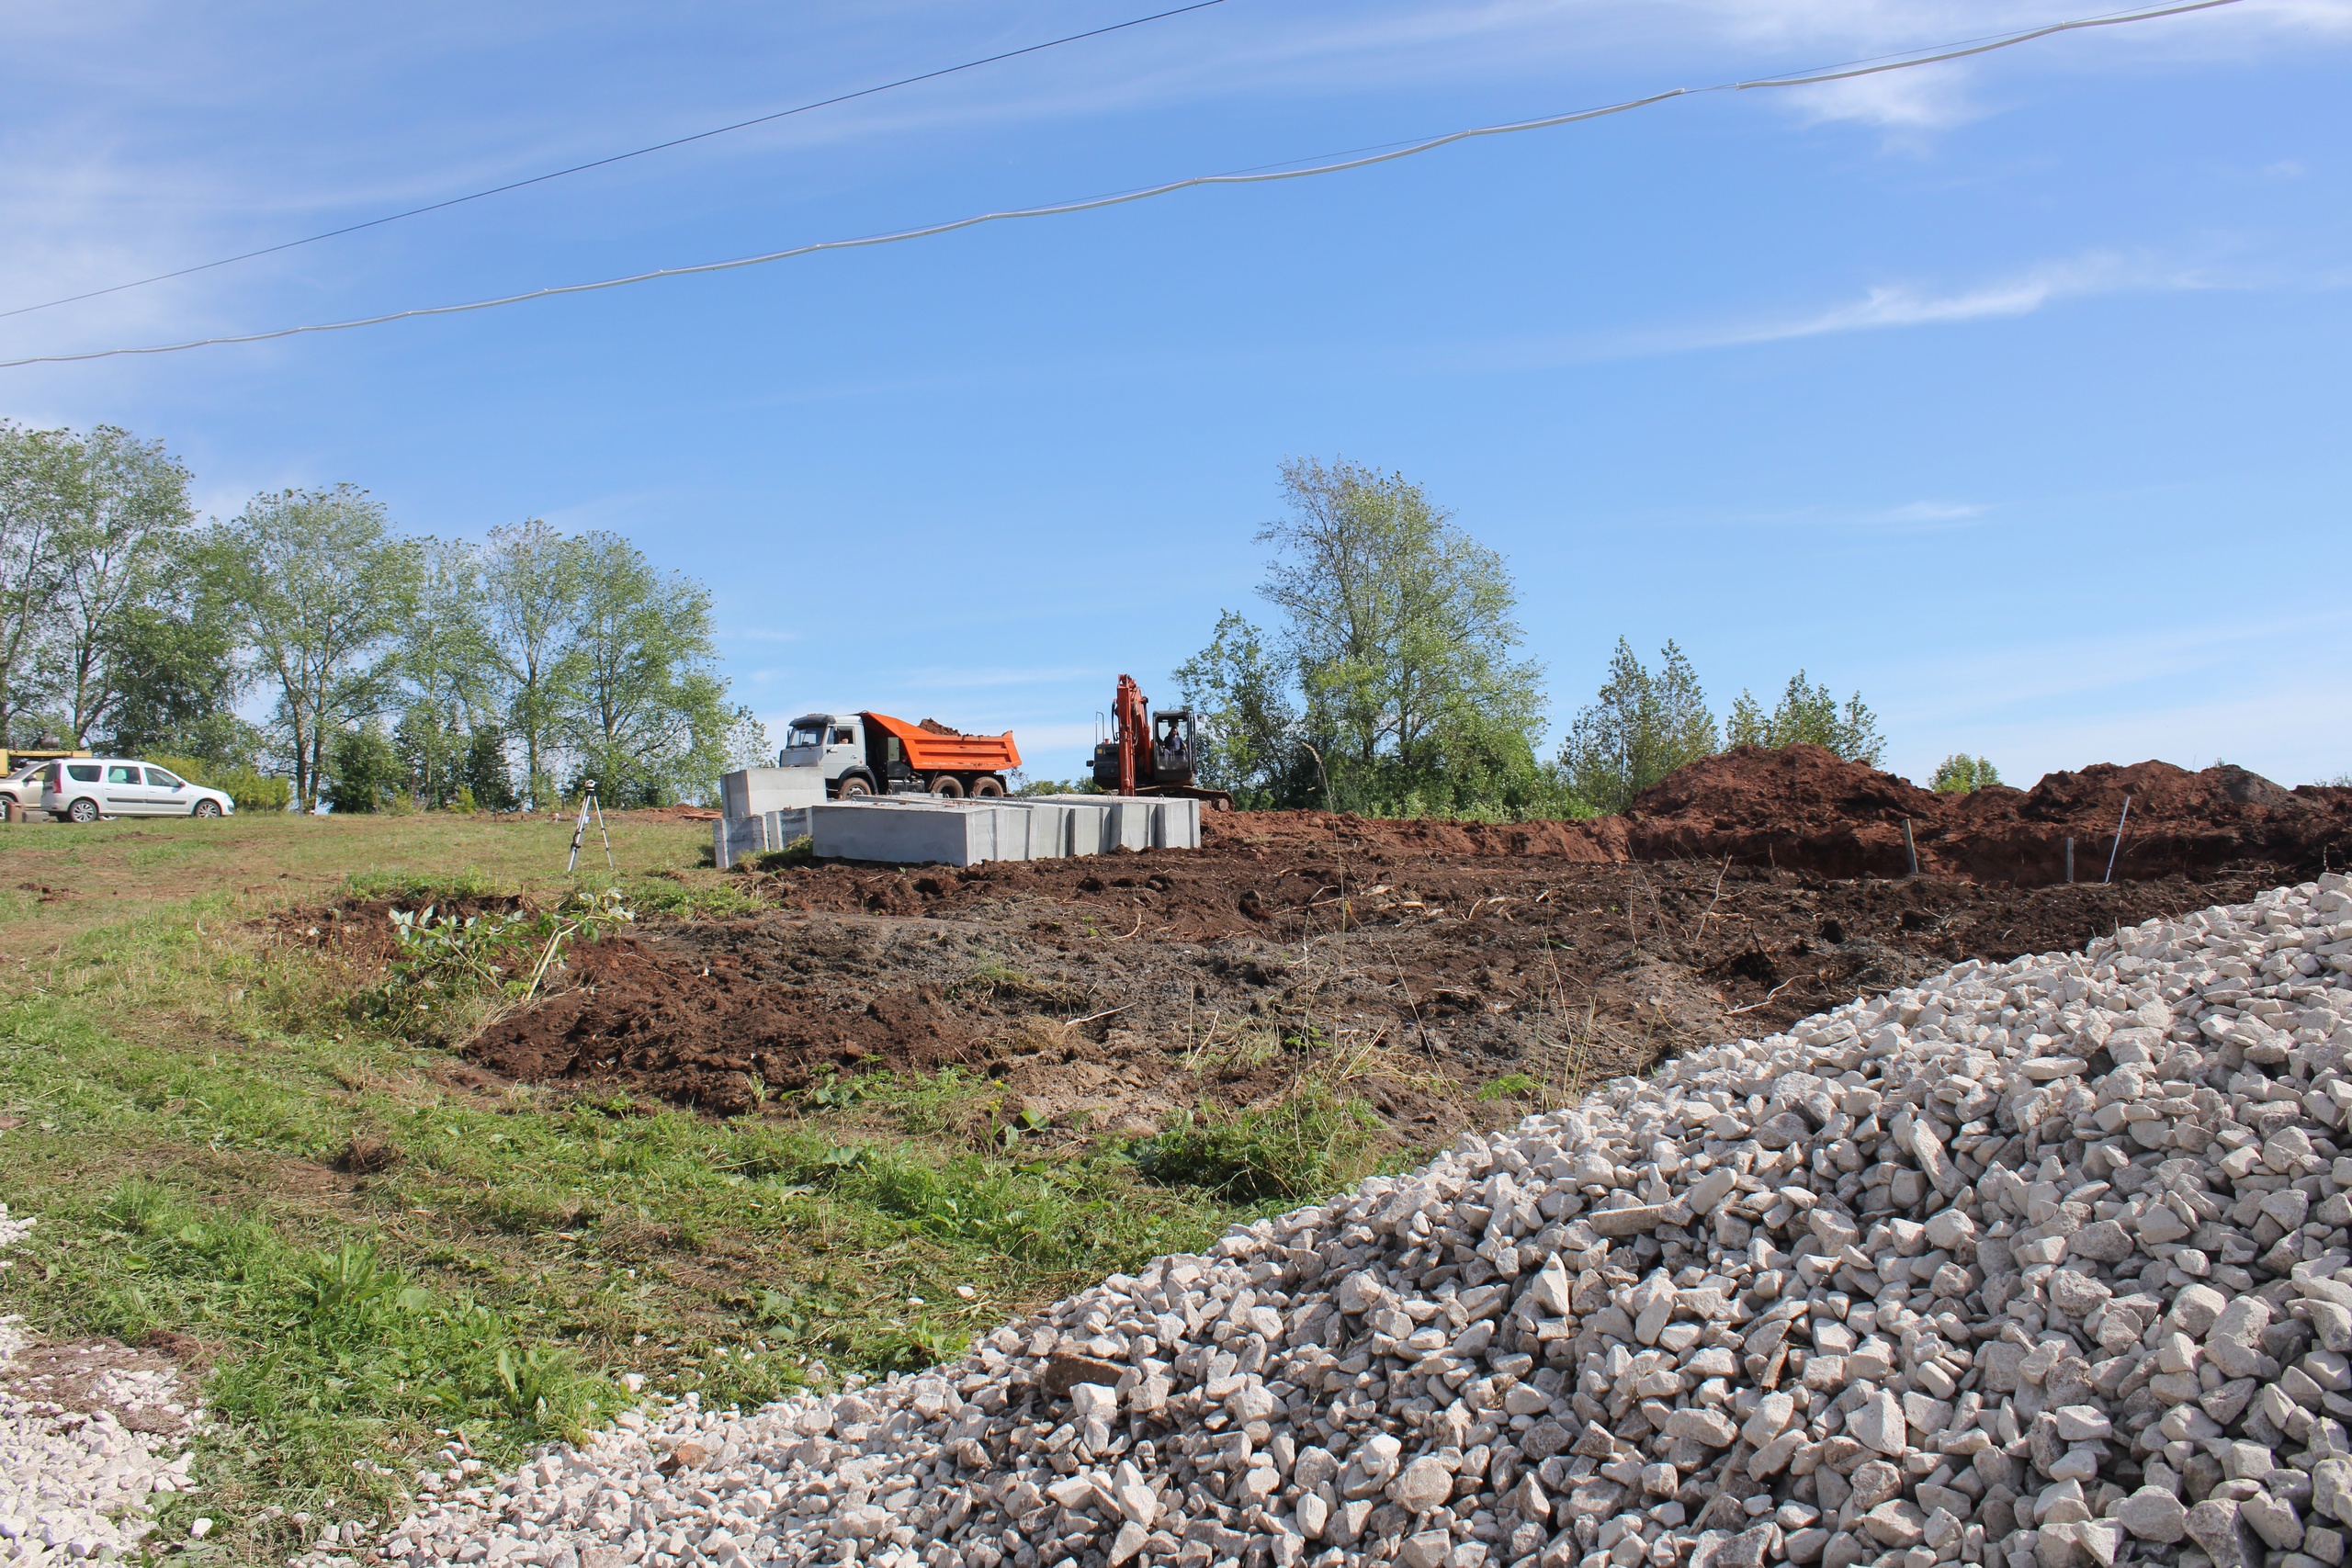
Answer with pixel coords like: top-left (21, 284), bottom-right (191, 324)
top-left (0, 421), bottom-right (760, 812)
top-left (1175, 458), bottom-right (1901, 818)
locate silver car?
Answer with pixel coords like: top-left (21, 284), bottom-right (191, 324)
top-left (43, 759), bottom-right (235, 822)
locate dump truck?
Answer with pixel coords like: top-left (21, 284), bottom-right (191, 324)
top-left (779, 712), bottom-right (1020, 799)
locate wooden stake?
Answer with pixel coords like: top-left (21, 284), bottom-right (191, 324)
top-left (2064, 837), bottom-right (2075, 885)
top-left (1903, 818), bottom-right (1918, 878)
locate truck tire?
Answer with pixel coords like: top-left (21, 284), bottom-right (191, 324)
top-left (929, 774), bottom-right (965, 798)
top-left (834, 774), bottom-right (875, 799)
top-left (968, 775), bottom-right (1006, 798)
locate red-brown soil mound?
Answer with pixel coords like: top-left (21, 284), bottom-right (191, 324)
top-left (1199, 747), bottom-right (2349, 886)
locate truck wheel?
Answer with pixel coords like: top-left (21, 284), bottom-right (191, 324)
top-left (835, 775), bottom-right (874, 799)
top-left (67, 796), bottom-right (99, 824)
top-left (929, 774), bottom-right (965, 798)
top-left (968, 775), bottom-right (1005, 798)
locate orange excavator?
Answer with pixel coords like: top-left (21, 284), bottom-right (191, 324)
top-left (1090, 675), bottom-right (1233, 810)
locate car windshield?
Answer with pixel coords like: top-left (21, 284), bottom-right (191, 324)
top-left (145, 767), bottom-right (183, 786)
top-left (785, 722), bottom-right (825, 750)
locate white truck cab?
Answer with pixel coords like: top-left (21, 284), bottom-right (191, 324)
top-left (780, 715), bottom-right (869, 793)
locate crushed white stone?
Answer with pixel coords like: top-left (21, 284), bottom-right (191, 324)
top-left (336, 874), bottom-right (2352, 1568)
top-left (0, 1204), bottom-right (204, 1568)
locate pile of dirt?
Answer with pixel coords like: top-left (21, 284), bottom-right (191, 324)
top-left (1201, 747), bottom-right (2349, 885)
top-left (1630, 746), bottom-right (2351, 882)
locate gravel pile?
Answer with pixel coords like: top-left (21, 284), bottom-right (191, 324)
top-left (0, 1204), bottom-right (206, 1567)
top-left (363, 874), bottom-right (2352, 1568)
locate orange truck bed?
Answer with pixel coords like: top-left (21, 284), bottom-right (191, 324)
top-left (862, 713), bottom-right (1021, 774)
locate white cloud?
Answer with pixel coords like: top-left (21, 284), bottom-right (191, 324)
top-left (1696, 251), bottom-right (2215, 347)
top-left (1877, 500), bottom-right (1987, 526)
top-left (1771, 64), bottom-right (1982, 129)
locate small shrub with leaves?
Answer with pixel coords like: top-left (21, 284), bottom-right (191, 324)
top-left (368, 886), bottom-right (634, 1037)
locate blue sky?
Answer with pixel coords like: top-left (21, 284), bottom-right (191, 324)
top-left (4, 0), bottom-right (2347, 788)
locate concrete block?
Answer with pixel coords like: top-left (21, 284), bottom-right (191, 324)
top-left (1035, 795), bottom-right (1200, 852)
top-left (721, 766), bottom-right (826, 818)
top-left (811, 801), bottom-right (992, 866)
top-left (713, 813), bottom-right (768, 871)
top-left (764, 807), bottom-right (813, 848)
top-left (989, 800), bottom-right (1096, 860)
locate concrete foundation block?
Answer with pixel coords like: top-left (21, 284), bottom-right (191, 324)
top-left (1035, 795), bottom-right (1200, 852)
top-left (721, 766), bottom-right (826, 818)
top-left (713, 813), bottom-right (768, 871)
top-left (811, 801), bottom-right (990, 866)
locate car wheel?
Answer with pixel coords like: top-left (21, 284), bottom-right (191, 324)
top-left (67, 796), bottom-right (99, 824)
top-left (193, 798), bottom-right (223, 818)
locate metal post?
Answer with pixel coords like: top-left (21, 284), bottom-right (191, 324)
top-left (2064, 837), bottom-right (2075, 885)
top-left (2103, 795), bottom-right (2132, 886)
top-left (1903, 818), bottom-right (1918, 878)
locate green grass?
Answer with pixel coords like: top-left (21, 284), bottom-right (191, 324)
top-left (0, 811), bottom-right (1261, 1568)
top-left (1131, 1079), bottom-right (1378, 1203)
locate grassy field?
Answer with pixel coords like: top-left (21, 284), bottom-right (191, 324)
top-left (0, 810), bottom-right (1276, 1568)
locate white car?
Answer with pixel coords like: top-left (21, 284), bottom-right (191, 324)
top-left (0, 761), bottom-right (48, 815)
top-left (43, 759), bottom-right (234, 822)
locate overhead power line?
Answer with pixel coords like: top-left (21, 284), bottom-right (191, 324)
top-left (0, 0), bottom-right (2242, 373)
top-left (0, 0), bottom-right (1232, 322)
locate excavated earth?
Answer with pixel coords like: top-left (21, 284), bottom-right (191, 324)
top-left (447, 750), bottom-right (2345, 1138)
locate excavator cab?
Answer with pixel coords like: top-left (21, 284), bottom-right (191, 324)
top-left (1151, 710), bottom-right (1197, 786)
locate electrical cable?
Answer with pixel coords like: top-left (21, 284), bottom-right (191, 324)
top-left (0, 0), bottom-right (2242, 372)
top-left (0, 0), bottom-right (1232, 322)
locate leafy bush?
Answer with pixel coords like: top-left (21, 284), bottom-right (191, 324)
top-left (145, 752), bottom-right (292, 813)
top-left (326, 725), bottom-right (402, 813)
top-left (1134, 1082), bottom-right (1375, 1202)
top-left (367, 886), bottom-right (634, 1037)
top-left (1932, 753), bottom-right (2002, 793)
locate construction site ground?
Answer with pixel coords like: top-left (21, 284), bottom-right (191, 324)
top-left (0, 749), bottom-right (2343, 1568)
top-left (469, 844), bottom-right (2278, 1145)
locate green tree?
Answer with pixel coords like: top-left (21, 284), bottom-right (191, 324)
top-left (219, 486), bottom-right (424, 811)
top-left (34, 426), bottom-right (199, 745)
top-left (1251, 457), bottom-right (1545, 807)
top-left (0, 424), bottom-right (80, 746)
top-left (325, 724), bottom-right (402, 814)
top-left (563, 533), bottom-right (730, 807)
top-left (396, 539), bottom-right (492, 808)
top-left (1556, 637), bottom-right (1720, 814)
top-left (1172, 611), bottom-right (1302, 807)
top-left (1932, 753), bottom-right (2001, 793)
top-left (482, 519), bottom-right (585, 810)
top-left (1724, 671), bottom-right (1884, 765)
top-left (462, 727), bottom-right (517, 811)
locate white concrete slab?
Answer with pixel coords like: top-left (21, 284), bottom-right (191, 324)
top-left (811, 801), bottom-right (991, 866)
top-left (721, 766), bottom-right (826, 818)
top-left (1034, 795), bottom-right (1200, 852)
top-left (712, 813), bottom-right (767, 871)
